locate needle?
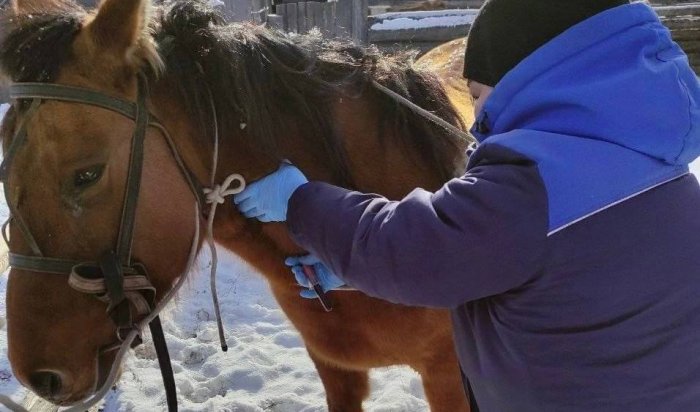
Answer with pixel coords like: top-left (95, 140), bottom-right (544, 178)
top-left (302, 265), bottom-right (333, 312)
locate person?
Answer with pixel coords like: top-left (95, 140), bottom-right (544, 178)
top-left (232, 0), bottom-right (700, 410)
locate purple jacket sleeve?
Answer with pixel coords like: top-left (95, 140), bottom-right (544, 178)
top-left (287, 149), bottom-right (548, 308)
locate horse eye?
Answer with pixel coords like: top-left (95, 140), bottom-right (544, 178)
top-left (74, 165), bottom-right (104, 189)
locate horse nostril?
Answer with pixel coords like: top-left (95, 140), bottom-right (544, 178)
top-left (28, 371), bottom-right (63, 400)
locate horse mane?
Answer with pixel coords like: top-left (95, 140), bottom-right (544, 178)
top-left (0, 0), bottom-right (466, 184)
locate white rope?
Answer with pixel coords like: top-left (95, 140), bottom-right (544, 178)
top-left (200, 84), bottom-right (249, 352)
top-left (203, 174), bottom-right (246, 205)
top-left (371, 80), bottom-right (473, 143)
top-left (203, 174), bottom-right (245, 351)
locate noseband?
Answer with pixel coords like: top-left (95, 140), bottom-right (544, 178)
top-left (0, 75), bottom-right (204, 411)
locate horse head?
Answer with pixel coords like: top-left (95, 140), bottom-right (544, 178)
top-left (0, 0), bottom-right (225, 404)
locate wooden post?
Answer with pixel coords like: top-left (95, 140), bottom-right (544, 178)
top-left (336, 0), bottom-right (353, 39)
top-left (309, 1), bottom-right (324, 31)
top-left (250, 0), bottom-right (264, 23)
top-left (267, 14), bottom-right (285, 31)
top-left (352, 0), bottom-right (368, 44)
top-left (276, 4), bottom-right (288, 31)
top-left (261, 0), bottom-right (272, 22)
top-left (297, 1), bottom-right (308, 33)
top-left (322, 1), bottom-right (336, 37)
top-left (286, 2), bottom-right (298, 33)
top-left (222, 0), bottom-right (253, 22)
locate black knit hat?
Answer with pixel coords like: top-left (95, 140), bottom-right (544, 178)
top-left (464, 0), bottom-right (629, 86)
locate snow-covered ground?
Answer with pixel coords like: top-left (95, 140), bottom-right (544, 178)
top-left (1, 99), bottom-right (700, 412)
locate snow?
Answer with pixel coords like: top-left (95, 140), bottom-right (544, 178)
top-left (1, 99), bottom-right (700, 411)
top-left (371, 10), bottom-right (477, 31)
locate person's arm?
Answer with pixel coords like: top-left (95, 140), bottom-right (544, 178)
top-left (287, 151), bottom-right (548, 308)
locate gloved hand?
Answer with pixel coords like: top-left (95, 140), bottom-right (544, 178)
top-left (233, 162), bottom-right (308, 222)
top-left (285, 254), bottom-right (347, 299)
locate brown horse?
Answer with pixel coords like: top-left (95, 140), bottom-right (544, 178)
top-left (0, 0), bottom-right (472, 410)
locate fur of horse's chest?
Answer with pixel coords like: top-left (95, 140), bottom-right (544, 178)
top-left (271, 285), bottom-right (453, 369)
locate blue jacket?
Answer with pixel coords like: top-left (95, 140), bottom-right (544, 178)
top-left (288, 3), bottom-right (700, 411)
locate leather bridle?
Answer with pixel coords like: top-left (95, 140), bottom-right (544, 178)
top-left (0, 74), bottom-right (205, 412)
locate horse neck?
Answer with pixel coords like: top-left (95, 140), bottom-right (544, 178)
top-left (148, 83), bottom-right (214, 187)
top-left (324, 95), bottom-right (449, 199)
top-left (148, 79), bottom-right (450, 290)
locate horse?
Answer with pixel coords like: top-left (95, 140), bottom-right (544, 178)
top-left (0, 0), bottom-right (472, 410)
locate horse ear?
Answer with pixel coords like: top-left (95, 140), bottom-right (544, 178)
top-left (86, 0), bottom-right (152, 58)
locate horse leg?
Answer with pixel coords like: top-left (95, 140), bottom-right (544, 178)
top-left (416, 352), bottom-right (471, 412)
top-left (308, 350), bottom-right (369, 412)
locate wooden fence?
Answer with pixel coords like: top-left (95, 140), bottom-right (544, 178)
top-left (367, 2), bottom-right (700, 72)
top-left (264, 0), bottom-right (369, 43)
top-left (369, 9), bottom-right (477, 54)
top-left (656, 2), bottom-right (700, 72)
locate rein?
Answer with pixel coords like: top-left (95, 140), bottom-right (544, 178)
top-left (371, 80), bottom-right (473, 143)
top-left (0, 75), bottom-right (244, 412)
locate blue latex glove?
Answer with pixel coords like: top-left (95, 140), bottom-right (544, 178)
top-left (285, 254), bottom-right (347, 299)
top-left (233, 162), bottom-right (308, 222)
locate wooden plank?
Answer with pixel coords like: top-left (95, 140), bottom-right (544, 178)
top-left (322, 1), bottom-right (335, 37)
top-left (297, 2), bottom-right (308, 33)
top-left (331, 1), bottom-right (338, 37)
top-left (261, 0), bottom-right (271, 23)
top-left (286, 3), bottom-right (298, 33)
top-left (352, 0), bottom-right (369, 44)
top-left (250, 0), bottom-right (264, 23)
top-left (369, 24), bottom-right (470, 43)
top-left (335, 0), bottom-right (353, 39)
top-left (309, 1), bottom-right (324, 31)
top-left (680, 39), bottom-right (700, 53)
top-left (670, 28), bottom-right (700, 41)
top-left (267, 14), bottom-right (285, 31)
top-left (276, 4), bottom-right (288, 31)
top-left (304, 1), bottom-right (314, 33)
top-left (656, 4), bottom-right (700, 17)
top-left (663, 15), bottom-right (700, 30)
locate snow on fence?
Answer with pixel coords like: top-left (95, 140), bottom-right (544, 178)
top-left (369, 8), bottom-right (477, 53)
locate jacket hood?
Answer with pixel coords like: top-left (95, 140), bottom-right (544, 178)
top-left (471, 2), bottom-right (700, 166)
